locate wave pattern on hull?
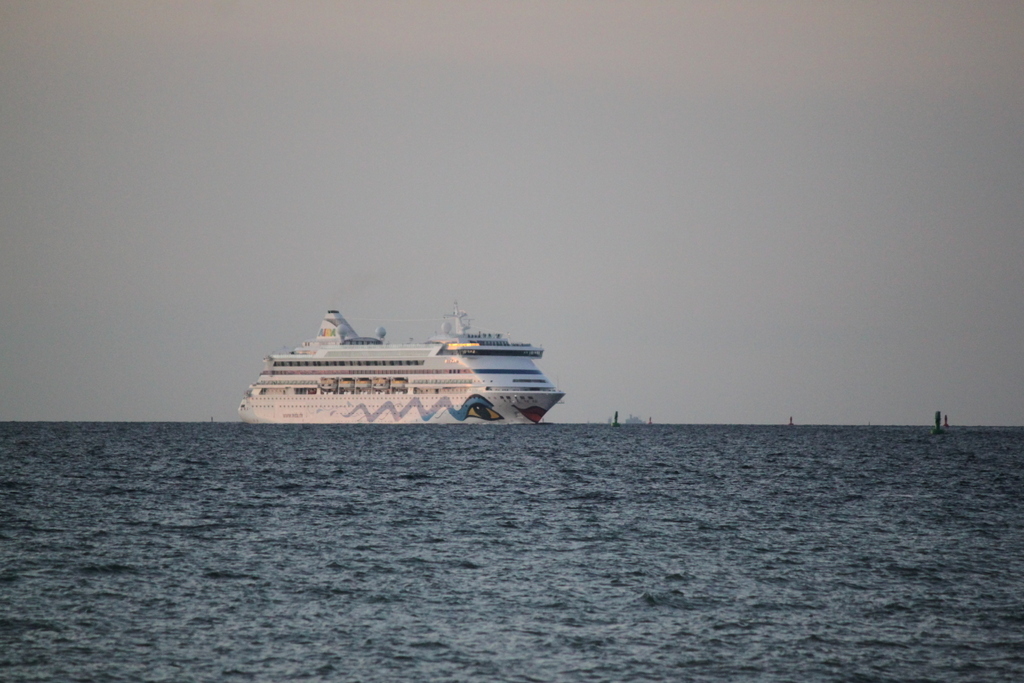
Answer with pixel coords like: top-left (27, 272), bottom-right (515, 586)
top-left (325, 397), bottom-right (455, 423)
top-left (309, 394), bottom-right (503, 423)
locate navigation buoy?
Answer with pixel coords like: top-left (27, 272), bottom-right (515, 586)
top-left (788, 416), bottom-right (794, 426)
top-left (931, 410), bottom-right (944, 435)
top-left (944, 414), bottom-right (949, 428)
top-left (612, 411), bottom-right (620, 427)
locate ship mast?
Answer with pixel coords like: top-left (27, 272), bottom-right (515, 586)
top-left (444, 301), bottom-right (472, 336)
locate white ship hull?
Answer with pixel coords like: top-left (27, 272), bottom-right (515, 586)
top-left (239, 390), bottom-right (563, 424)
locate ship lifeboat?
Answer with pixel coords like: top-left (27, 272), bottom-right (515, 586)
top-left (355, 378), bottom-right (372, 392)
top-left (372, 377), bottom-right (391, 393)
top-left (319, 377), bottom-right (338, 393)
top-left (391, 377), bottom-right (408, 393)
top-left (340, 378), bottom-right (355, 393)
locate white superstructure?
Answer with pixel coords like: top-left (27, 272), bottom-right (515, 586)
top-left (238, 304), bottom-right (564, 424)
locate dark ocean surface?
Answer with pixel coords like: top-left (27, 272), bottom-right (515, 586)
top-left (2, 423), bottom-right (1023, 682)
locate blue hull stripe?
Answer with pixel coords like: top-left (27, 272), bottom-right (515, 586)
top-left (473, 369), bottom-right (542, 375)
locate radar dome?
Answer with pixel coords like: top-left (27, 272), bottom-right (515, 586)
top-left (440, 321), bottom-right (452, 335)
top-left (375, 326), bottom-right (386, 339)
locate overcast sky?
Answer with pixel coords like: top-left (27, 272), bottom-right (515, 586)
top-left (2, 1), bottom-right (1022, 424)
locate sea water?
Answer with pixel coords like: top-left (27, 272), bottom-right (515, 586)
top-left (2, 423), bottom-right (1023, 681)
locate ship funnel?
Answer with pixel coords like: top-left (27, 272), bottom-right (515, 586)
top-left (318, 310), bottom-right (358, 341)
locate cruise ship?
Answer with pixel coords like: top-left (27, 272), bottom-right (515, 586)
top-left (238, 305), bottom-right (564, 424)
